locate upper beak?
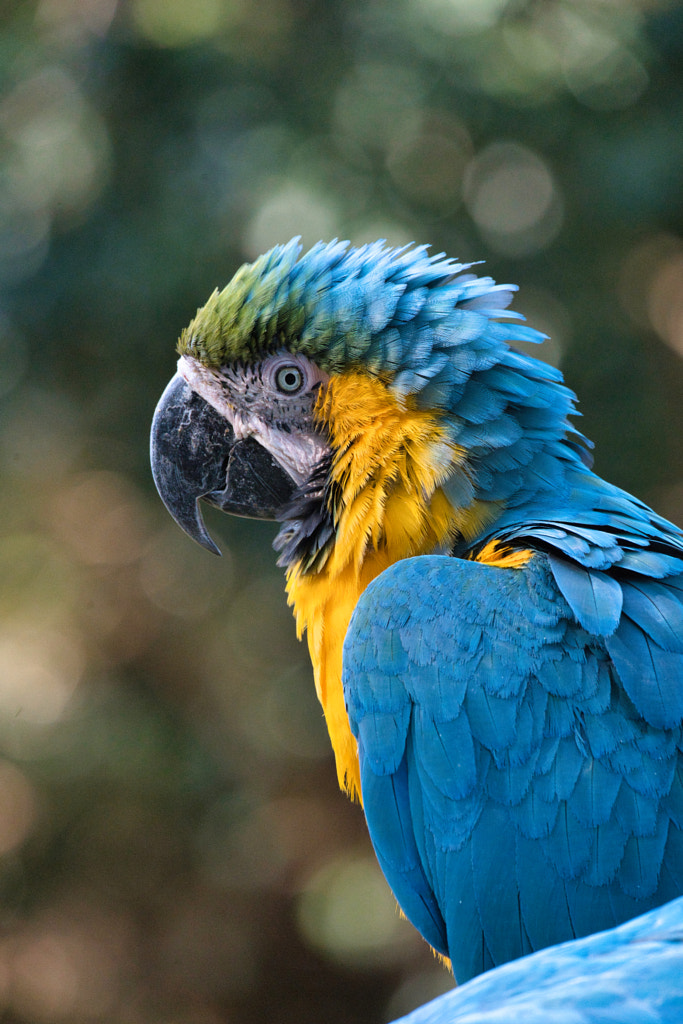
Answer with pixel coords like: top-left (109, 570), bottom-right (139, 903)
top-left (150, 373), bottom-right (296, 554)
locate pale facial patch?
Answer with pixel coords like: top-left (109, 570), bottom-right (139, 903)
top-left (178, 352), bottom-right (330, 486)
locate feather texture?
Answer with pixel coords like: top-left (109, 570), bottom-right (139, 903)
top-left (344, 555), bottom-right (683, 982)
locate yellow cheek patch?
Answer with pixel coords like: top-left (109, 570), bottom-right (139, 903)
top-left (317, 370), bottom-right (468, 574)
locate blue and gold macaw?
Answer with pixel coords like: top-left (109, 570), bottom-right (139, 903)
top-left (150, 238), bottom-right (683, 984)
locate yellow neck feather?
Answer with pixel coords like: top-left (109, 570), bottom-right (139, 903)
top-left (285, 372), bottom-right (493, 800)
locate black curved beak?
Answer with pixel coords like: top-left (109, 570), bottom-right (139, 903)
top-left (150, 373), bottom-right (296, 554)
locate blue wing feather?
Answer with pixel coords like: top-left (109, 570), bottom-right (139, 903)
top-left (414, 709), bottom-right (477, 802)
top-left (618, 816), bottom-right (670, 897)
top-left (358, 747), bottom-right (449, 955)
top-left (606, 618), bottom-right (683, 729)
top-left (343, 553), bottom-right (683, 982)
top-left (471, 803), bottom-right (534, 966)
top-left (570, 760), bottom-right (622, 827)
top-left (547, 555), bottom-right (623, 635)
top-left (621, 580), bottom-right (683, 652)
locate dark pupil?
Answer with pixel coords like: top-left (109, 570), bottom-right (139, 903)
top-left (279, 368), bottom-right (301, 391)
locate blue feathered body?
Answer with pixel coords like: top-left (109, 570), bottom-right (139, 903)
top-left (345, 553), bottom-right (683, 981)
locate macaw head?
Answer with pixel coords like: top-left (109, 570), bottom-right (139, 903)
top-left (151, 237), bottom-right (579, 578)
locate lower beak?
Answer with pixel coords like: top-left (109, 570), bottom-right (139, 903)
top-left (150, 373), bottom-right (296, 554)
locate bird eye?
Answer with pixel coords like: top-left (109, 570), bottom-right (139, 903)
top-left (275, 365), bottom-right (304, 394)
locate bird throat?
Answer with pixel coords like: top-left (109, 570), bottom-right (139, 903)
top-left (285, 371), bottom-right (486, 801)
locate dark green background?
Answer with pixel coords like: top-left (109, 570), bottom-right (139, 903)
top-left (1, 1), bottom-right (683, 1021)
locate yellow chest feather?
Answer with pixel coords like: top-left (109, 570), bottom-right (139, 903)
top-left (286, 372), bottom-right (486, 801)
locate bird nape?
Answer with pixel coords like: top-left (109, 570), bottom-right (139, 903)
top-left (150, 238), bottom-right (683, 990)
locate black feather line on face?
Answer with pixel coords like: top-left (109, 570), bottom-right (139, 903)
top-left (273, 452), bottom-right (337, 573)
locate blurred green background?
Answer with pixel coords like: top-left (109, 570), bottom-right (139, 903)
top-left (1, 1), bottom-right (683, 1021)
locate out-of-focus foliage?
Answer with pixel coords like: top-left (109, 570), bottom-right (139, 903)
top-left (0, 0), bottom-right (682, 1021)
